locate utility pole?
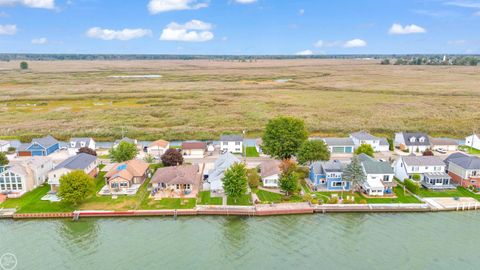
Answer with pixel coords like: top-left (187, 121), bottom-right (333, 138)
top-left (243, 129), bottom-right (247, 164)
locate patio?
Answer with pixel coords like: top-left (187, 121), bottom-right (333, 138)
top-left (98, 184), bottom-right (142, 196)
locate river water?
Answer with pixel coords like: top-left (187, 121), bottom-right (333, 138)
top-left (1, 212), bottom-right (479, 270)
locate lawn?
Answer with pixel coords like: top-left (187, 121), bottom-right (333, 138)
top-left (245, 147), bottom-right (260, 157)
top-left (227, 193), bottom-right (252, 206)
top-left (140, 197), bottom-right (196, 210)
top-left (197, 191), bottom-right (223, 205)
top-left (313, 186), bottom-right (421, 204)
top-left (417, 186), bottom-right (480, 200)
top-left (0, 184), bottom-right (76, 213)
top-left (256, 189), bottom-right (283, 203)
top-left (459, 146), bottom-right (480, 155)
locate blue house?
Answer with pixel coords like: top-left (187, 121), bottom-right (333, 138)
top-left (309, 160), bottom-right (351, 191)
top-left (17, 135), bottom-right (60, 157)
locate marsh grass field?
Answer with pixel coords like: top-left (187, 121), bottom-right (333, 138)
top-left (1, 59), bottom-right (479, 141)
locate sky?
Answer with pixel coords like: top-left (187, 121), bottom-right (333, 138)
top-left (0, 0), bottom-right (479, 55)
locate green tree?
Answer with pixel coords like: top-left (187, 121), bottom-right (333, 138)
top-left (247, 169), bottom-right (260, 188)
top-left (262, 116), bottom-right (308, 160)
top-left (58, 170), bottom-right (94, 205)
top-left (0, 152), bottom-right (8, 166)
top-left (222, 163), bottom-right (248, 203)
top-left (109, 141), bottom-right (139, 162)
top-left (20, 61), bottom-right (28, 70)
top-left (355, 143), bottom-right (374, 157)
top-left (144, 154), bottom-right (155, 163)
top-left (297, 140), bottom-right (330, 165)
top-left (278, 159), bottom-right (299, 196)
top-left (343, 155), bottom-right (366, 192)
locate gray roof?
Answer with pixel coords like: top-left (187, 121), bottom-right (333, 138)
top-left (311, 160), bottom-right (345, 174)
top-left (350, 131), bottom-right (378, 141)
top-left (6, 157), bottom-right (52, 176)
top-left (323, 138), bottom-right (355, 146)
top-left (402, 156), bottom-right (445, 167)
top-left (445, 152), bottom-right (480, 170)
top-left (424, 172), bottom-right (451, 179)
top-left (358, 153), bottom-right (394, 174)
top-left (0, 140), bottom-right (9, 146)
top-left (220, 134), bottom-right (243, 142)
top-left (400, 132), bottom-right (430, 146)
top-left (429, 137), bottom-right (458, 146)
top-left (208, 153), bottom-right (241, 181)
top-left (70, 138), bottom-right (93, 147)
top-left (379, 138), bottom-right (389, 146)
top-left (17, 135), bottom-right (59, 151)
top-left (114, 137), bottom-right (136, 145)
top-left (53, 153), bottom-right (97, 170)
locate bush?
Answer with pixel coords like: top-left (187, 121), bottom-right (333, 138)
top-left (247, 169), bottom-right (260, 188)
top-left (295, 166), bottom-right (309, 179)
top-left (302, 193), bottom-right (313, 203)
top-left (359, 199), bottom-right (368, 204)
top-left (412, 174), bottom-right (421, 181)
top-left (327, 197), bottom-right (338, 204)
top-left (405, 179), bottom-right (420, 194)
top-left (20, 61), bottom-right (28, 70)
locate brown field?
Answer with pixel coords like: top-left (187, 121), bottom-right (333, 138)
top-left (0, 59), bottom-right (479, 141)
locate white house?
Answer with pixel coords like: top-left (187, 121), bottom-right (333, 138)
top-left (260, 160), bottom-right (281, 188)
top-left (68, 137), bottom-right (96, 155)
top-left (147, 140), bottom-right (170, 159)
top-left (350, 131), bottom-right (390, 152)
top-left (220, 134), bottom-right (243, 154)
top-left (206, 153), bottom-right (240, 193)
top-left (394, 155), bottom-right (453, 189)
top-left (48, 153), bottom-right (98, 192)
top-left (0, 140), bottom-right (10, 152)
top-left (358, 154), bottom-right (395, 196)
top-left (0, 157), bottom-right (53, 198)
top-left (394, 132), bottom-right (430, 153)
top-left (429, 137), bottom-right (458, 152)
top-left (465, 133), bottom-right (480, 150)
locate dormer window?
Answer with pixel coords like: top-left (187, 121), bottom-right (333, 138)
top-left (70, 142), bottom-right (75, 147)
top-left (409, 137), bottom-right (416, 143)
top-left (419, 137), bottom-right (425, 143)
top-left (80, 142), bottom-right (85, 147)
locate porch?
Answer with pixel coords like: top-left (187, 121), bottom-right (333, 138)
top-left (421, 172), bottom-right (456, 190)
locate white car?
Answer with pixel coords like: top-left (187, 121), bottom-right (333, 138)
top-left (436, 148), bottom-right (447, 154)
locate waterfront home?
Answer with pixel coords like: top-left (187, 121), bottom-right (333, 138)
top-left (0, 157), bottom-right (53, 198)
top-left (394, 132), bottom-right (430, 153)
top-left (220, 134), bottom-right (243, 154)
top-left (429, 137), bottom-right (458, 152)
top-left (150, 165), bottom-right (200, 197)
top-left (181, 142), bottom-right (207, 158)
top-left (0, 140), bottom-right (10, 152)
top-left (67, 138), bottom-right (96, 155)
top-left (309, 160), bottom-right (351, 191)
top-left (47, 153), bottom-right (98, 192)
top-left (113, 137), bottom-right (138, 149)
top-left (394, 155), bottom-right (453, 189)
top-left (350, 131), bottom-right (389, 152)
top-left (103, 159), bottom-right (149, 195)
top-left (147, 140), bottom-right (170, 159)
top-left (17, 135), bottom-right (60, 157)
top-left (445, 152), bottom-right (480, 189)
top-left (357, 153), bottom-right (395, 196)
top-left (260, 160), bottom-right (281, 188)
top-left (465, 133), bottom-right (480, 150)
top-left (322, 138), bottom-right (354, 154)
top-left (206, 152), bottom-right (241, 193)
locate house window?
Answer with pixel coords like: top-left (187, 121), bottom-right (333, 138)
top-left (419, 137), bottom-right (425, 143)
top-left (383, 175), bottom-right (390, 181)
top-left (332, 182), bottom-right (344, 187)
top-left (235, 142), bottom-right (241, 146)
top-left (412, 166), bottom-right (419, 172)
top-left (410, 137), bottom-right (416, 143)
top-left (472, 171), bottom-right (477, 176)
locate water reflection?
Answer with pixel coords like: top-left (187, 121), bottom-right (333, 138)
top-left (221, 217), bottom-right (249, 256)
top-left (57, 219), bottom-right (100, 252)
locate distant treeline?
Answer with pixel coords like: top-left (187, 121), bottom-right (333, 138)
top-left (0, 53), bottom-right (479, 62)
top-left (380, 55), bottom-right (480, 66)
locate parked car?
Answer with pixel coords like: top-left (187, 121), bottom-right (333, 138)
top-left (436, 148), bottom-right (447, 154)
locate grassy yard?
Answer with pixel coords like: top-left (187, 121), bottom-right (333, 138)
top-left (313, 185), bottom-right (421, 204)
top-left (256, 189), bottom-right (283, 203)
top-left (417, 186), bottom-right (480, 200)
top-left (459, 146), bottom-right (480, 155)
top-left (140, 198), bottom-right (196, 209)
top-left (197, 191), bottom-right (223, 205)
top-left (245, 147), bottom-right (260, 157)
top-left (227, 193), bottom-right (252, 206)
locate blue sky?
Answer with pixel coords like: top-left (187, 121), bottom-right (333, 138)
top-left (0, 0), bottom-right (479, 54)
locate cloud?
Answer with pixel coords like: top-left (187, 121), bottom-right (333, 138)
top-left (160, 19), bottom-right (214, 42)
top-left (295, 49), bottom-right (313, 56)
top-left (148, 0), bottom-right (207, 14)
top-left (0, 0), bottom-right (55, 9)
top-left (31, 37), bottom-right (47, 44)
top-left (444, 1), bottom-right (480, 9)
top-left (448, 39), bottom-right (467, 45)
top-left (0, 24), bottom-right (16, 35)
top-left (388, 23), bottom-right (426, 35)
top-left (299, 9), bottom-right (304, 15)
top-left (314, 40), bottom-right (342, 48)
top-left (0, 11), bottom-right (8, 17)
top-left (86, 27), bottom-right (152, 41)
top-left (235, 0), bottom-right (257, 3)
top-left (343, 39), bottom-right (367, 48)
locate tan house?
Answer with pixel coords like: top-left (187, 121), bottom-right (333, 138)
top-left (181, 142), bottom-right (207, 158)
top-left (104, 159), bottom-right (149, 192)
top-left (150, 165), bottom-right (200, 197)
top-left (147, 139), bottom-right (170, 159)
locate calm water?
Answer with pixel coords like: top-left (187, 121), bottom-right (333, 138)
top-left (1, 212), bottom-right (480, 270)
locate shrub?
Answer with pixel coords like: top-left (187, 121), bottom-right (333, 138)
top-left (311, 198), bottom-right (319, 205)
top-left (405, 179), bottom-right (420, 194)
top-left (327, 197), bottom-right (338, 204)
top-left (295, 166), bottom-right (310, 180)
top-left (247, 169), bottom-right (260, 188)
top-left (302, 193), bottom-right (313, 203)
top-left (412, 174), bottom-right (421, 181)
top-left (359, 199), bottom-right (368, 204)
